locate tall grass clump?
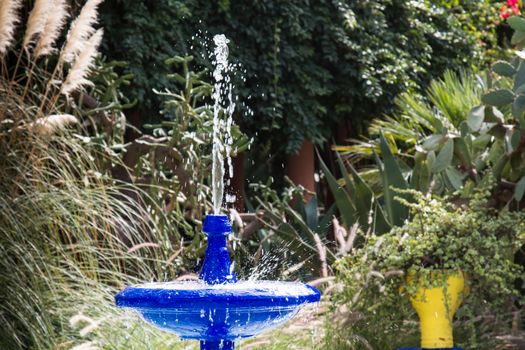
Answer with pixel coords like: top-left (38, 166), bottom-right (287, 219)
top-left (0, 2), bottom-right (190, 349)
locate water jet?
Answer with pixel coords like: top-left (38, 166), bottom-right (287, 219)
top-left (115, 34), bottom-right (320, 350)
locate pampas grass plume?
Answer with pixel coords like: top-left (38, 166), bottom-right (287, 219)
top-left (30, 114), bottom-right (78, 136)
top-left (61, 0), bottom-right (103, 63)
top-left (34, 0), bottom-right (68, 58)
top-left (23, 0), bottom-right (52, 48)
top-left (61, 29), bottom-right (103, 96)
top-left (0, 0), bottom-right (23, 55)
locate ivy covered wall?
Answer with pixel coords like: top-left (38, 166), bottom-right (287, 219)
top-left (100, 0), bottom-right (499, 153)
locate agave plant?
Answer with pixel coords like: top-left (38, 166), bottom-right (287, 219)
top-left (395, 15), bottom-right (525, 202)
top-left (333, 16), bottom-right (525, 207)
top-left (336, 69), bottom-right (486, 164)
top-left (320, 137), bottom-right (408, 235)
top-left (248, 178), bottom-right (337, 279)
top-left (320, 16), bottom-right (525, 245)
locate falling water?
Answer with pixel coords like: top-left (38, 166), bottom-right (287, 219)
top-left (211, 34), bottom-right (236, 214)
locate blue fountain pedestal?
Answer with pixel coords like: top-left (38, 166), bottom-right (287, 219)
top-left (201, 340), bottom-right (234, 350)
top-left (116, 215), bottom-right (321, 350)
top-left (396, 348), bottom-right (463, 350)
top-left (200, 215), bottom-right (237, 284)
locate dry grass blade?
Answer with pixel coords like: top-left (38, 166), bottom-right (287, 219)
top-left (0, 0), bottom-right (23, 55)
top-left (0, 132), bottom-right (178, 347)
top-left (34, 0), bottom-right (68, 58)
top-left (0, 5), bottom-right (191, 347)
top-left (61, 29), bottom-right (103, 96)
top-left (61, 0), bottom-right (103, 63)
top-left (23, 0), bottom-right (52, 48)
top-left (343, 223), bottom-right (358, 254)
top-left (313, 233), bottom-right (328, 277)
top-left (165, 247), bottom-right (184, 266)
top-left (70, 341), bottom-right (100, 350)
top-left (127, 242), bottom-right (161, 253)
top-left (308, 276), bottom-right (336, 287)
top-left (175, 274), bottom-right (199, 281)
top-left (332, 216), bottom-right (347, 249)
top-left (23, 114), bottom-right (78, 136)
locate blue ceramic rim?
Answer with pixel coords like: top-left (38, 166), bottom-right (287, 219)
top-left (115, 283), bottom-right (320, 309)
top-left (396, 348), bottom-right (463, 350)
top-left (203, 214), bottom-right (232, 235)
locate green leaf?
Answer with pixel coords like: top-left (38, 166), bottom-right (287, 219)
top-left (422, 134), bottom-right (445, 151)
top-left (433, 173), bottom-right (446, 194)
top-left (475, 159), bottom-right (487, 173)
top-left (514, 61), bottom-right (525, 91)
top-left (431, 139), bottom-right (454, 173)
top-left (459, 121), bottom-right (469, 137)
top-left (378, 134), bottom-right (408, 227)
top-left (472, 134), bottom-right (492, 150)
top-left (513, 176), bottom-right (525, 201)
top-left (488, 124), bottom-right (506, 139)
top-left (379, 134), bottom-right (408, 189)
top-left (410, 153), bottom-right (422, 189)
top-left (506, 129), bottom-right (522, 154)
top-left (284, 204), bottom-right (316, 245)
top-left (427, 150), bottom-right (436, 171)
top-left (165, 55), bottom-right (191, 65)
top-left (348, 163), bottom-right (383, 231)
top-left (335, 153), bottom-right (367, 226)
top-left (336, 152), bottom-right (356, 199)
top-left (454, 137), bottom-right (472, 168)
top-left (333, 151), bottom-right (390, 234)
top-left (316, 204), bottom-right (336, 236)
top-left (445, 167), bottom-right (466, 190)
top-left (512, 95), bottom-right (525, 124)
top-left (492, 61), bottom-right (517, 77)
top-left (485, 106), bottom-right (504, 124)
top-left (318, 151), bottom-right (355, 228)
top-left (371, 204), bottom-right (391, 235)
top-left (508, 16), bottom-right (525, 31)
top-left (487, 140), bottom-right (504, 164)
top-left (511, 152), bottom-right (522, 170)
top-left (493, 154), bottom-right (509, 180)
top-left (516, 84), bottom-right (525, 95)
top-left (466, 105), bottom-right (484, 131)
top-left (512, 129), bottom-right (522, 149)
top-left (481, 89), bottom-right (515, 107)
top-left (512, 30), bottom-right (525, 46)
top-left (411, 153), bottom-right (431, 193)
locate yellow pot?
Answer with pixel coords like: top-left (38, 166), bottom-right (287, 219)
top-left (405, 270), bottom-right (468, 348)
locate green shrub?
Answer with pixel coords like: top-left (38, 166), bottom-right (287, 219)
top-left (100, 0), bottom-right (500, 153)
top-left (338, 16), bottom-right (525, 204)
top-left (332, 183), bottom-right (525, 349)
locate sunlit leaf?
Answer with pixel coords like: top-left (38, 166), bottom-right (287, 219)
top-left (431, 139), bottom-right (454, 173)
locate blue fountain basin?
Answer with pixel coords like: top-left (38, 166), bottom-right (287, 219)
top-left (115, 280), bottom-right (320, 341)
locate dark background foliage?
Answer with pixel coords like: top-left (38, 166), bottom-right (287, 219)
top-left (100, 0), bottom-right (499, 154)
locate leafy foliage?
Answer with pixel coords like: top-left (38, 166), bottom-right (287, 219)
top-left (320, 136), bottom-right (410, 235)
top-left (333, 183), bottom-right (525, 349)
top-left (100, 0), bottom-right (499, 153)
top-left (338, 61), bottom-right (525, 206)
top-left (247, 179), bottom-right (336, 279)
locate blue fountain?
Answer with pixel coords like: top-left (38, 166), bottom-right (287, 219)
top-left (116, 214), bottom-right (321, 350)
